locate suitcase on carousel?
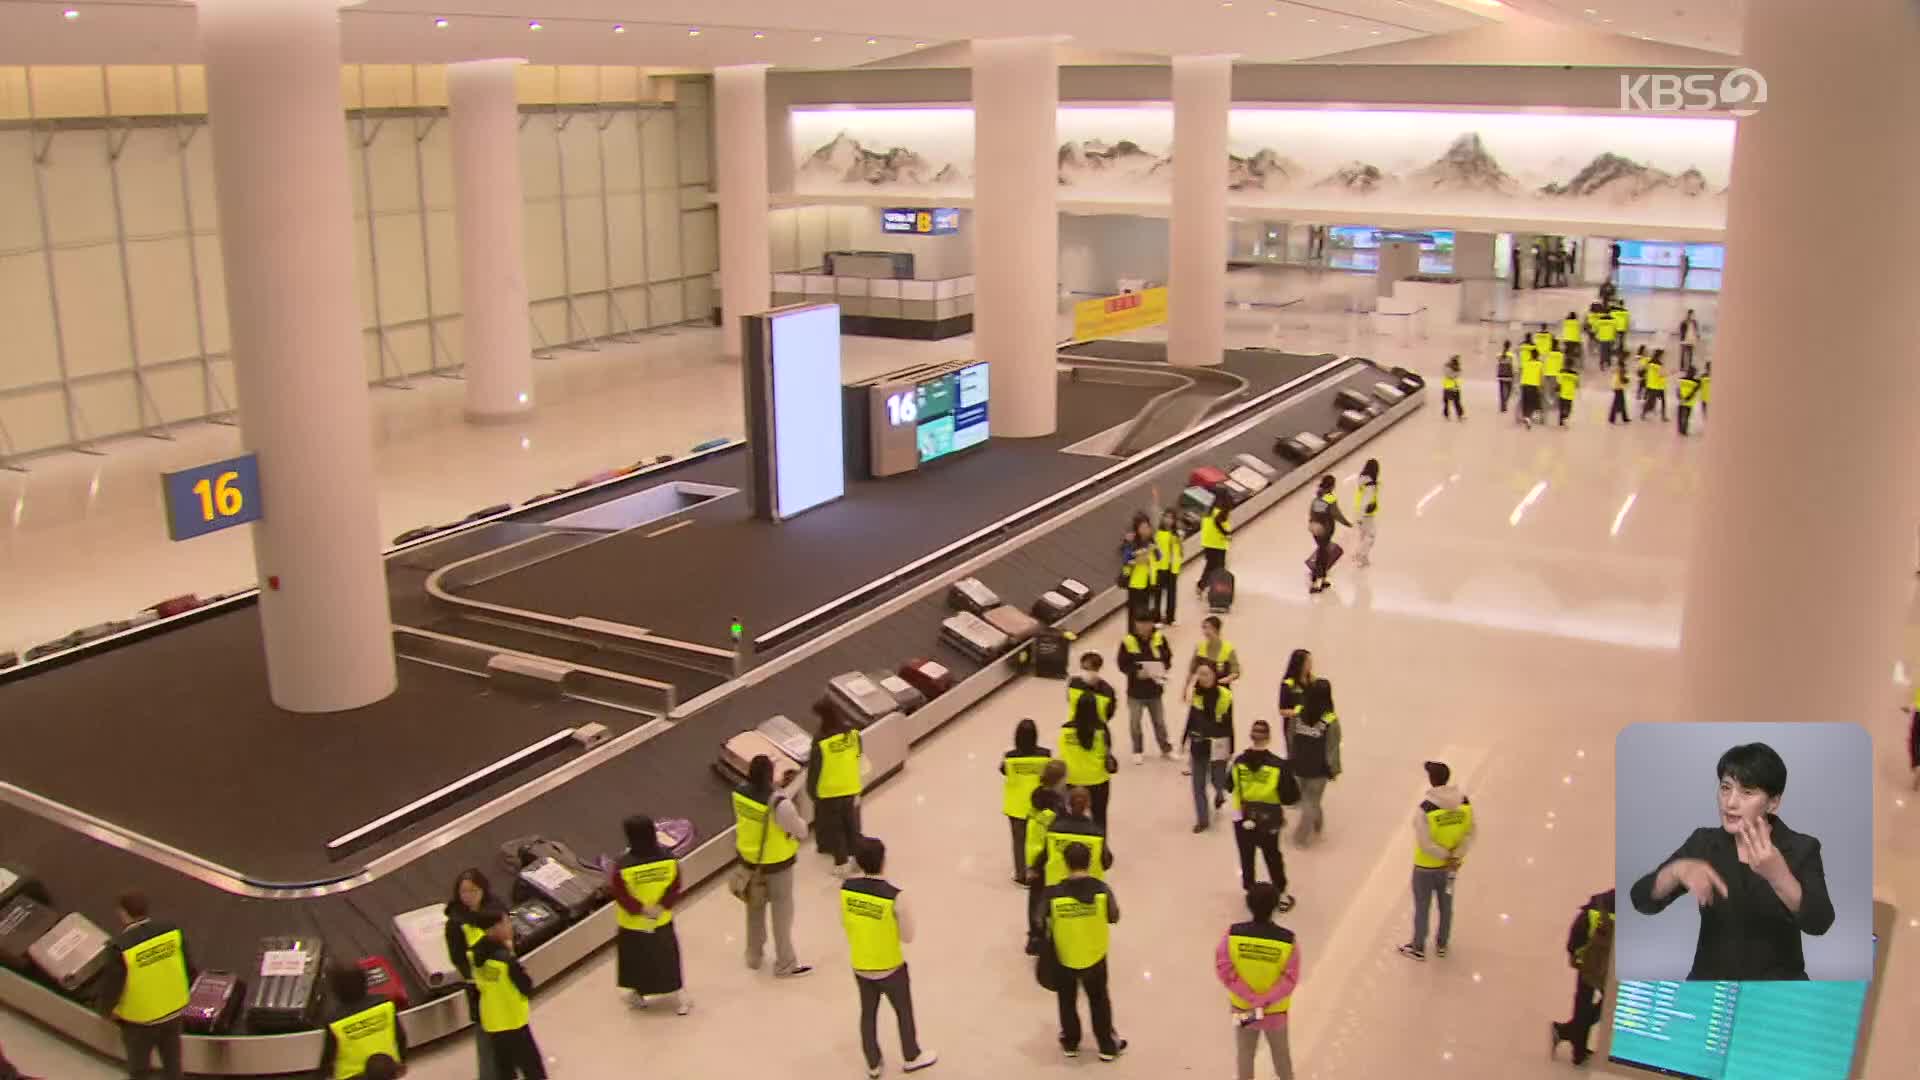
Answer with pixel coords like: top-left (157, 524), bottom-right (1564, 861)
top-left (358, 955), bottom-right (410, 1009)
top-left (1373, 381), bottom-right (1407, 405)
top-left (947, 577), bottom-right (1001, 615)
top-left (1179, 485), bottom-right (1217, 519)
top-left (718, 729), bottom-right (800, 784)
top-left (983, 605), bottom-right (1041, 646)
top-left (1390, 366), bottom-right (1425, 392)
top-left (897, 658), bottom-right (954, 700)
top-left (246, 937), bottom-right (326, 1033)
top-left (1188, 466), bottom-right (1229, 491)
top-left (940, 612), bottom-right (1010, 663)
top-left (508, 901), bottom-right (563, 955)
top-left (0, 898), bottom-right (59, 973)
top-left (183, 971), bottom-right (244, 1034)
top-left (1032, 590), bottom-right (1075, 622)
top-left (0, 868), bottom-right (46, 911)
top-left (1206, 569), bottom-right (1238, 614)
top-left (757, 714), bottom-right (815, 765)
top-left (28, 912), bottom-right (112, 992)
top-left (1337, 409), bottom-right (1369, 432)
top-left (654, 817), bottom-right (698, 858)
top-left (1335, 388), bottom-right (1372, 412)
top-left (827, 672), bottom-right (898, 729)
top-left (1215, 479), bottom-right (1252, 507)
top-left (1233, 453), bottom-right (1276, 480)
top-left (151, 594), bottom-right (202, 618)
top-left (518, 856), bottom-right (599, 921)
top-left (391, 905), bottom-right (461, 994)
top-left (1057, 579), bottom-right (1092, 607)
top-left (1275, 433), bottom-right (1325, 463)
top-left (1227, 465), bottom-right (1270, 495)
top-left (874, 673), bottom-right (926, 715)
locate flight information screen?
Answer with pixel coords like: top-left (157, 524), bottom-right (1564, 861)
top-left (908, 362), bottom-right (989, 464)
top-left (1609, 977), bottom-right (1869, 1080)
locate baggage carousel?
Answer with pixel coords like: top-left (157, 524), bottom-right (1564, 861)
top-left (0, 345), bottom-right (1423, 1074)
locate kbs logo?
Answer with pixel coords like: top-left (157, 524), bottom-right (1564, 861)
top-left (1104, 294), bottom-right (1143, 315)
top-left (1619, 68), bottom-right (1768, 116)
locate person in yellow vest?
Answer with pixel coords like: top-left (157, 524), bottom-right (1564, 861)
top-left (840, 838), bottom-right (940, 1077)
top-left (1061, 675), bottom-right (1118, 827)
top-left (470, 906), bottom-right (547, 1079)
top-left (1122, 513), bottom-right (1163, 624)
top-left (1608, 361), bottom-right (1633, 425)
top-left (442, 868), bottom-right (499, 1079)
top-left (1675, 367), bottom-right (1702, 436)
top-left (1541, 337), bottom-right (1564, 387)
top-left (1115, 615), bottom-right (1174, 764)
top-left (1440, 356), bottom-right (1464, 420)
top-left (1641, 348), bottom-right (1669, 420)
top-left (1041, 786), bottom-right (1116, 889)
top-left (1182, 662), bottom-right (1236, 833)
top-left (810, 701), bottom-right (867, 877)
top-left (1517, 345), bottom-right (1545, 430)
top-left (734, 754), bottom-right (815, 978)
top-left (1495, 341), bottom-right (1515, 414)
top-left (96, 891), bottom-right (191, 1080)
top-left (1611, 300), bottom-right (1631, 349)
top-left (609, 815), bottom-right (691, 1015)
top-left (1045, 843), bottom-right (1126, 1062)
top-left (1024, 786), bottom-right (1067, 954)
top-left (1550, 889), bottom-right (1616, 1066)
top-left (1155, 507), bottom-right (1186, 626)
top-left (1231, 721), bottom-right (1296, 910)
top-left (1700, 362), bottom-right (1712, 419)
top-left (1588, 304), bottom-right (1618, 369)
top-left (1556, 366), bottom-right (1580, 428)
top-left (1197, 502), bottom-right (1234, 597)
top-left (1560, 310), bottom-right (1585, 368)
top-left (1214, 884), bottom-right (1300, 1080)
top-left (1399, 761), bottom-right (1475, 962)
top-left (318, 963), bottom-right (407, 1080)
top-left (1001, 718), bottom-right (1053, 884)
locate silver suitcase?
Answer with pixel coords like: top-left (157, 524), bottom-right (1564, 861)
top-left (875, 674), bottom-right (926, 715)
top-left (718, 730), bottom-right (800, 783)
top-left (827, 672), bottom-right (897, 727)
top-left (1058, 579), bottom-right (1091, 605)
top-left (1295, 431), bottom-right (1328, 453)
top-left (29, 912), bottom-right (112, 991)
top-left (1233, 453), bottom-right (1276, 479)
top-left (392, 904), bottom-right (460, 993)
top-left (947, 577), bottom-right (1001, 614)
top-left (757, 714), bottom-right (814, 764)
top-left (1228, 465), bottom-right (1270, 494)
top-left (940, 612), bottom-right (1010, 662)
top-left (1374, 381), bottom-right (1407, 404)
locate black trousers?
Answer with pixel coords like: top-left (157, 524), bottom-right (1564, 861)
top-left (1008, 814), bottom-right (1029, 880)
top-left (1056, 959), bottom-right (1119, 1055)
top-left (1558, 975), bottom-right (1604, 1058)
top-left (1497, 378), bottom-right (1513, 412)
top-left (1677, 404), bottom-right (1693, 435)
top-left (1519, 385), bottom-right (1542, 421)
top-left (1642, 390), bottom-right (1667, 419)
top-left (1680, 342), bottom-right (1695, 366)
top-left (1442, 388), bottom-right (1463, 418)
top-left (1126, 585), bottom-right (1159, 624)
top-left (1158, 570), bottom-right (1179, 624)
top-left (815, 794), bottom-right (861, 864)
top-left (487, 1026), bottom-right (548, 1079)
top-left (856, 966), bottom-right (923, 1069)
top-left (1198, 548), bottom-right (1227, 592)
top-left (1310, 537), bottom-right (1335, 583)
top-left (1609, 389), bottom-right (1630, 423)
top-left (120, 1018), bottom-right (184, 1080)
top-left (1087, 780), bottom-right (1111, 828)
top-left (1558, 397), bottom-right (1573, 425)
top-left (1235, 822), bottom-right (1287, 893)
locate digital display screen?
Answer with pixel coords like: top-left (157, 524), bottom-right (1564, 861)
top-left (768, 305), bottom-right (845, 519)
top-left (1609, 975), bottom-right (1870, 1080)
top-left (881, 362), bottom-right (989, 465)
top-left (1328, 226), bottom-right (1455, 252)
top-left (1616, 241), bottom-right (1725, 269)
top-left (880, 207), bottom-right (961, 235)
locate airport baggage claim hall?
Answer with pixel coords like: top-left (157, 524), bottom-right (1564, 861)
top-left (0, 2), bottom-right (1914, 1078)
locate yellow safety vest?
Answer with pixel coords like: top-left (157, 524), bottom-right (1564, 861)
top-left (473, 954), bottom-right (530, 1033)
top-left (1049, 890), bottom-right (1111, 970)
top-left (1517, 343), bottom-right (1535, 366)
top-left (1225, 923), bottom-right (1296, 1012)
top-left (1560, 318), bottom-right (1582, 342)
top-left (1701, 375), bottom-right (1710, 403)
top-left (328, 1001), bottom-right (400, 1080)
top-left (816, 730), bottom-right (863, 800)
top-left (1441, 374), bottom-right (1460, 391)
top-left (1194, 639), bottom-right (1236, 676)
top-left (1154, 528), bottom-right (1183, 575)
top-left (1612, 308), bottom-right (1630, 335)
top-left (1543, 349), bottom-right (1563, 378)
top-left (1532, 331), bottom-right (1553, 354)
top-left (1558, 372), bottom-right (1579, 401)
top-left (733, 791), bottom-right (800, 866)
top-left (1413, 798), bottom-right (1474, 868)
top-left (1520, 358), bottom-right (1543, 387)
top-left (1591, 314), bottom-right (1616, 342)
top-left (1059, 722), bottom-right (1110, 786)
top-left (1065, 682), bottom-right (1115, 726)
top-left (841, 879), bottom-right (905, 972)
top-left (1572, 907), bottom-right (1615, 970)
top-left (1646, 363), bottom-right (1666, 391)
top-left (1024, 807), bottom-right (1057, 870)
top-left (114, 928), bottom-right (190, 1024)
top-left (1611, 368), bottom-right (1628, 391)
top-left (1003, 753), bottom-right (1052, 819)
top-left (1126, 543), bottom-right (1159, 589)
top-left (1232, 759), bottom-right (1282, 811)
top-left (614, 858), bottom-right (678, 932)
top-left (1353, 481), bottom-right (1378, 518)
top-left (1044, 825), bottom-right (1109, 887)
top-left (1200, 507), bottom-right (1232, 551)
top-left (1191, 684), bottom-right (1234, 725)
top-left (1678, 377), bottom-right (1700, 405)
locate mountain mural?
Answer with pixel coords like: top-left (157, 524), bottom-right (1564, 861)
top-left (799, 132), bottom-right (956, 187)
top-left (1057, 139), bottom-right (1163, 186)
top-left (1228, 149), bottom-right (1303, 191)
top-left (1317, 161), bottom-right (1391, 194)
top-left (1411, 133), bottom-right (1518, 195)
top-left (1539, 152), bottom-right (1716, 203)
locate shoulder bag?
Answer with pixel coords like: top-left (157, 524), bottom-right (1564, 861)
top-left (727, 796), bottom-right (775, 905)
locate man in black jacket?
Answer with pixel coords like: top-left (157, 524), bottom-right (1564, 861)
top-left (1230, 721), bottom-right (1296, 911)
top-left (1115, 615), bottom-right (1174, 765)
top-left (1550, 889), bottom-right (1614, 1066)
top-left (1045, 843), bottom-right (1126, 1062)
top-left (94, 891), bottom-right (193, 1080)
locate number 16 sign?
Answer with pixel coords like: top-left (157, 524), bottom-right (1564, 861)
top-left (161, 453), bottom-right (264, 541)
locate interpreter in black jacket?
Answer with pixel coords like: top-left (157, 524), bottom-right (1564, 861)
top-left (1181, 664), bottom-right (1236, 833)
top-left (1115, 614), bottom-right (1175, 763)
top-left (443, 869), bottom-right (499, 1080)
top-left (1229, 720), bottom-right (1296, 909)
top-left (1550, 889), bottom-right (1615, 1066)
top-left (1628, 743), bottom-right (1835, 980)
top-left (316, 962), bottom-right (409, 1079)
top-left (94, 892), bottom-right (194, 1080)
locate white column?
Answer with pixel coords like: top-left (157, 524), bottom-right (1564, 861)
top-left (1168, 54), bottom-right (1231, 369)
top-left (448, 59), bottom-right (534, 420)
top-left (197, 0), bottom-right (396, 712)
top-left (715, 65), bottom-right (771, 357)
top-left (1678, 0), bottom-right (1920, 730)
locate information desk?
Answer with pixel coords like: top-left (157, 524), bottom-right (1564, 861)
top-left (771, 273), bottom-right (975, 341)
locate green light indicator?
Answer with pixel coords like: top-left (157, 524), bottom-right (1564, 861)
top-left (729, 619), bottom-right (744, 639)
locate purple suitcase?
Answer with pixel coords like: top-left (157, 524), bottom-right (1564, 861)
top-left (654, 818), bottom-right (697, 858)
top-left (183, 971), bottom-right (243, 1034)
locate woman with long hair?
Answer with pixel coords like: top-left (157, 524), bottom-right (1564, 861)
top-left (734, 754), bottom-right (814, 978)
top-left (1307, 475), bottom-right (1352, 595)
top-left (443, 868), bottom-right (499, 1078)
top-left (1001, 718), bottom-right (1052, 885)
top-left (1061, 691), bottom-right (1116, 827)
top-left (610, 815), bottom-right (691, 1014)
top-left (1278, 649), bottom-right (1313, 724)
top-left (1353, 459), bottom-right (1381, 568)
top-left (1287, 678), bottom-right (1343, 846)
top-left (809, 700), bottom-right (865, 877)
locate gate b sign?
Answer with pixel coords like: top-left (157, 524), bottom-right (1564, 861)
top-left (1619, 68), bottom-right (1768, 116)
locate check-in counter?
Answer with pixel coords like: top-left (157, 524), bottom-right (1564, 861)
top-left (771, 273), bottom-right (976, 340)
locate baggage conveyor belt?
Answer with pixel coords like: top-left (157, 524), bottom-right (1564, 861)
top-left (0, 354), bottom-right (1422, 1075)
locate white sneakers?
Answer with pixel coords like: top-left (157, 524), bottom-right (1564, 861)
top-left (1132, 752), bottom-right (1144, 766)
top-left (904, 1050), bottom-right (940, 1071)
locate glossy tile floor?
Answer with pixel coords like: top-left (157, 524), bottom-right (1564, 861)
top-left (6, 272), bottom-right (1916, 1080)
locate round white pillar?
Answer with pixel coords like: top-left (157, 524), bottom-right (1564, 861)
top-left (715, 65), bottom-right (771, 357)
top-left (972, 37), bottom-right (1059, 437)
top-left (197, 0), bottom-right (396, 712)
top-left (1678, 0), bottom-right (1920, 730)
top-left (1169, 55), bottom-right (1231, 369)
top-left (448, 58), bottom-right (535, 420)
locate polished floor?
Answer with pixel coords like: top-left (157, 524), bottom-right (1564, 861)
top-left (5, 272), bottom-right (1915, 1080)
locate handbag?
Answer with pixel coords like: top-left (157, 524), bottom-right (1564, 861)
top-left (727, 796), bottom-right (776, 905)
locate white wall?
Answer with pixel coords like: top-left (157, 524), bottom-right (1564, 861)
top-left (1059, 214), bottom-right (1171, 295)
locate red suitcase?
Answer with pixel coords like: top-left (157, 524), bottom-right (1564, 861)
top-left (358, 956), bottom-right (409, 1008)
top-left (897, 658), bottom-right (954, 699)
top-left (1189, 466), bottom-right (1229, 491)
top-left (151, 595), bottom-right (201, 618)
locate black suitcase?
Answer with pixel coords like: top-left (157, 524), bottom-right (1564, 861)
top-left (1207, 570), bottom-right (1237, 614)
top-left (245, 937), bottom-right (325, 1033)
top-left (1335, 388), bottom-right (1371, 411)
top-left (0, 898), bottom-right (58, 973)
top-left (1337, 409), bottom-right (1369, 432)
top-left (1030, 629), bottom-right (1071, 680)
top-left (1391, 366), bottom-right (1425, 392)
top-left (1032, 590), bottom-right (1075, 622)
top-left (517, 856), bottom-right (600, 921)
top-left (510, 900), bottom-right (564, 955)
top-left (463, 503), bottom-right (512, 522)
top-left (0, 867), bottom-right (47, 910)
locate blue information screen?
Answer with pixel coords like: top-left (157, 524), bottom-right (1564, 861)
top-left (160, 453), bottom-right (264, 541)
top-left (1610, 978), bottom-right (1869, 1080)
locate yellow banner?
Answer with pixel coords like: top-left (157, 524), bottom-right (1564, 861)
top-left (1072, 286), bottom-right (1168, 341)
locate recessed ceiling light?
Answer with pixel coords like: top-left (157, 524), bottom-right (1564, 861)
top-left (1266, 8), bottom-right (1277, 15)
top-left (753, 31), bottom-right (766, 39)
top-left (811, 35), bottom-right (824, 42)
top-left (1306, 16), bottom-right (1317, 22)
top-left (913, 41), bottom-right (926, 48)
top-left (612, 23), bottom-right (625, 33)
top-left (687, 28), bottom-right (700, 37)
top-left (866, 37), bottom-right (878, 45)
top-left (528, 20), bottom-right (542, 31)
top-left (1221, 1), bottom-right (1233, 7)
top-left (62, 7), bottom-right (78, 19)
top-left (1370, 29), bottom-right (1382, 34)
top-left (1584, 6), bottom-right (1598, 12)
top-left (432, 16), bottom-right (448, 28)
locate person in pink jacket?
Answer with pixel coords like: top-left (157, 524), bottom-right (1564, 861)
top-left (1214, 884), bottom-right (1300, 1080)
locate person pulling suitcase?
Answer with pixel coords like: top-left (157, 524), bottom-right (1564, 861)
top-left (1307, 476), bottom-right (1352, 595)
